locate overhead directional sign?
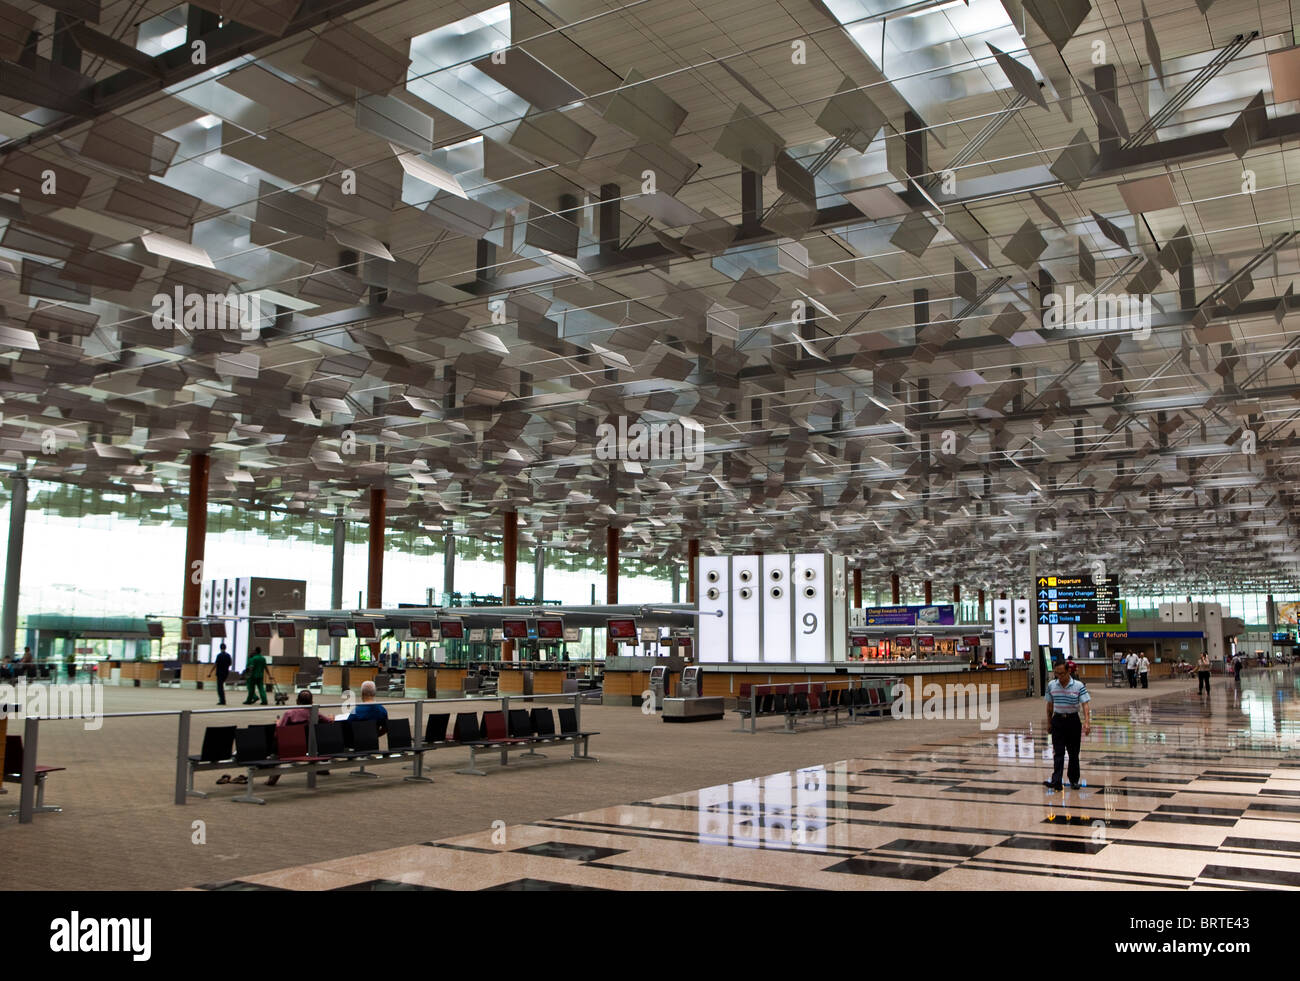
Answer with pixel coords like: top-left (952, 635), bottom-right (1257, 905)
top-left (1036, 574), bottom-right (1122, 625)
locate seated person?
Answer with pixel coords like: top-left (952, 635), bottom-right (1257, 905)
top-left (266, 691), bottom-right (333, 786)
top-left (348, 679), bottom-right (388, 737)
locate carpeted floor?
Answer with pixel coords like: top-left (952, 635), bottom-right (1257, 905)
top-left (2, 676), bottom-right (1195, 889)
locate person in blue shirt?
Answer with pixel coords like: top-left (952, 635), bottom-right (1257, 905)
top-left (1043, 662), bottom-right (1092, 791)
top-left (349, 679), bottom-right (388, 737)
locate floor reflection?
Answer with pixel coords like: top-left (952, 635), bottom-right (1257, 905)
top-left (196, 669), bottom-right (1300, 891)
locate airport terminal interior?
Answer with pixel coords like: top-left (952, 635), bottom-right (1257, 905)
top-left (1, 0), bottom-right (1300, 904)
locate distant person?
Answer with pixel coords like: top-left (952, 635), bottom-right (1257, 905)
top-left (1138, 653), bottom-right (1150, 689)
top-left (348, 680), bottom-right (388, 736)
top-left (1043, 661), bottom-right (1092, 791)
top-left (209, 644), bottom-right (232, 706)
top-left (266, 691), bottom-right (333, 786)
top-left (1066, 656), bottom-right (1076, 678)
top-left (243, 646), bottom-right (270, 705)
top-left (1196, 652), bottom-right (1211, 696)
top-left (1125, 651), bottom-right (1138, 688)
top-left (20, 647), bottom-right (34, 680)
top-left (65, 652), bottom-right (76, 680)
top-left (1233, 653), bottom-right (1244, 687)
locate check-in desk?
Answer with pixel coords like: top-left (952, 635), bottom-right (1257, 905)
top-left (404, 666), bottom-right (432, 699)
top-left (322, 664), bottom-right (379, 694)
top-left (434, 668), bottom-right (466, 698)
top-left (180, 663), bottom-right (203, 689)
top-left (120, 661), bottom-right (161, 687)
top-left (98, 660), bottom-right (121, 685)
top-left (266, 664), bottom-right (297, 691)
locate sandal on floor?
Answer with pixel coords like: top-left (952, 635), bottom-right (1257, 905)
top-left (232, 775), bottom-right (248, 784)
top-left (216, 774), bottom-right (232, 785)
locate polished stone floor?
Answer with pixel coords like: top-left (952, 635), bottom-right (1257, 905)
top-left (197, 668), bottom-right (1300, 891)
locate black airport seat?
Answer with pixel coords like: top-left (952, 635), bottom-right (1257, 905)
top-left (386, 717), bottom-right (412, 752)
top-left (192, 725), bottom-right (237, 763)
top-left (424, 713), bottom-right (450, 744)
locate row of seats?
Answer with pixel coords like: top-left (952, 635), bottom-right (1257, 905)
top-left (3, 733), bottom-right (63, 815)
top-left (735, 682), bottom-right (894, 732)
top-left (187, 706), bottom-right (597, 800)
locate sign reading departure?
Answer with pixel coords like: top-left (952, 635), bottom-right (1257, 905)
top-left (1036, 575), bottom-right (1122, 625)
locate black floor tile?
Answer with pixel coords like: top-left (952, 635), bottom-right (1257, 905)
top-left (482, 878), bottom-right (611, 891)
top-left (1155, 805), bottom-right (1244, 817)
top-left (1198, 865), bottom-right (1300, 888)
top-left (512, 842), bottom-right (627, 862)
top-left (875, 838), bottom-right (989, 858)
top-left (942, 785), bottom-right (1019, 796)
top-left (1222, 837), bottom-right (1300, 853)
top-left (331, 879), bottom-right (448, 891)
top-left (999, 835), bottom-right (1108, 855)
top-left (823, 858), bottom-right (951, 881)
top-left (1142, 813), bottom-right (1238, 828)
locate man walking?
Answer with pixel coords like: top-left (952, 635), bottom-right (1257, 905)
top-left (1138, 652), bottom-right (1150, 689)
top-left (1126, 651), bottom-right (1138, 688)
top-left (1043, 662), bottom-right (1092, 791)
top-left (209, 643), bottom-right (232, 705)
top-left (242, 646), bottom-right (270, 705)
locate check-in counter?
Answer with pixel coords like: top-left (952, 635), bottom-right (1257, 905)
top-left (266, 665), bottom-right (297, 691)
top-left (98, 660), bottom-right (120, 685)
top-left (405, 666), bottom-right (432, 698)
top-left (348, 665), bottom-right (378, 692)
top-left (532, 669), bottom-right (569, 695)
top-left (180, 663), bottom-right (203, 689)
top-left (121, 661), bottom-right (161, 687)
top-left (322, 665), bottom-right (347, 694)
top-left (435, 668), bottom-right (466, 698)
top-left (498, 667), bottom-right (527, 695)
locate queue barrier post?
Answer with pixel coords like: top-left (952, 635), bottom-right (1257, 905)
top-left (19, 715), bottom-right (38, 823)
top-left (174, 710), bottom-right (191, 806)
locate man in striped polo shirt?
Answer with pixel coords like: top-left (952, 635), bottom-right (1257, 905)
top-left (1043, 662), bottom-right (1092, 791)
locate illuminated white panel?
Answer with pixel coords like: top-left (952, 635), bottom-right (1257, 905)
top-left (830, 555), bottom-right (848, 661)
top-left (993, 599), bottom-right (1013, 663)
top-left (793, 553), bottom-right (829, 663)
top-left (1013, 598), bottom-right (1033, 660)
top-left (731, 554), bottom-right (761, 662)
top-left (760, 553), bottom-right (792, 662)
top-left (697, 556), bottom-right (730, 663)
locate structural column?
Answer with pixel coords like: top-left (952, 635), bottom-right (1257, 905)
top-left (687, 538), bottom-right (699, 604)
top-left (606, 526), bottom-right (619, 655)
top-left (891, 572), bottom-right (901, 605)
top-left (330, 515), bottom-right (345, 663)
top-left (924, 579), bottom-right (933, 605)
top-left (1, 473), bottom-right (28, 660)
top-left (853, 568), bottom-right (863, 608)
top-left (181, 453), bottom-right (209, 662)
top-left (443, 529), bottom-right (455, 602)
top-left (534, 544), bottom-right (545, 603)
top-left (978, 589), bottom-right (986, 622)
top-left (953, 584), bottom-right (960, 616)
top-left (367, 488), bottom-right (385, 608)
top-left (503, 511), bottom-right (518, 660)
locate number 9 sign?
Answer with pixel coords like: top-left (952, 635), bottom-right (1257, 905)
top-left (802, 612), bottom-right (818, 634)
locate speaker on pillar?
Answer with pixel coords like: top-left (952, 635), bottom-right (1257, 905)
top-left (1013, 598), bottom-right (1033, 660)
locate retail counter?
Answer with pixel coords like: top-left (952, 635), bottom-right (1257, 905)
top-left (601, 661), bottom-right (1029, 705)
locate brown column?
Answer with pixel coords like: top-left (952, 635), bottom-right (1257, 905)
top-left (181, 452), bottom-right (210, 661)
top-left (891, 572), bottom-right (900, 604)
top-left (503, 511), bottom-right (518, 661)
top-left (687, 537), bottom-right (700, 604)
top-left (853, 568), bottom-right (863, 608)
top-left (924, 579), bottom-right (933, 604)
top-left (606, 526), bottom-right (619, 655)
top-left (367, 487), bottom-right (385, 608)
top-left (978, 589), bottom-right (986, 620)
top-left (953, 584), bottom-right (961, 605)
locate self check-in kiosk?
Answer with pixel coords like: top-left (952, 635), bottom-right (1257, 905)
top-left (679, 665), bottom-right (702, 699)
top-left (648, 665), bottom-right (669, 710)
